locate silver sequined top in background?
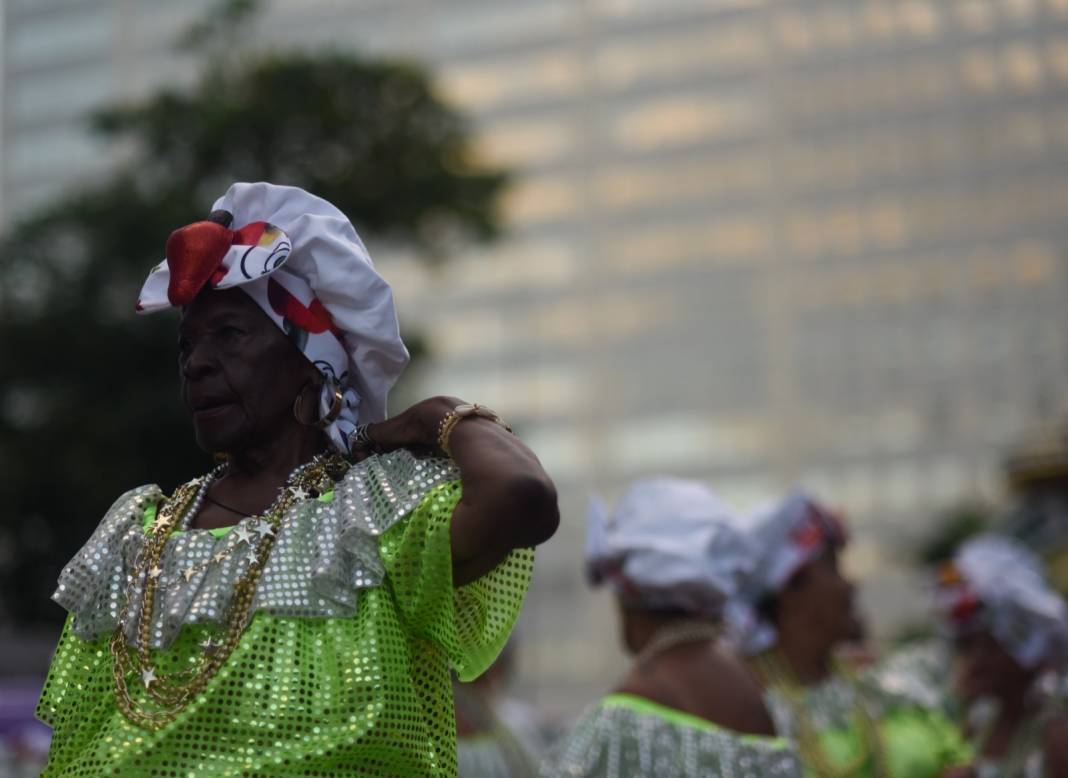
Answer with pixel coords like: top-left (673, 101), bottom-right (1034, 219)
top-left (540, 695), bottom-right (802, 778)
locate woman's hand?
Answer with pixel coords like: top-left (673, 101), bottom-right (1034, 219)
top-left (353, 395), bottom-right (559, 586)
top-left (350, 396), bottom-right (458, 461)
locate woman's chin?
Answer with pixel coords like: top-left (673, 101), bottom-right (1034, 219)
top-left (194, 426), bottom-right (247, 456)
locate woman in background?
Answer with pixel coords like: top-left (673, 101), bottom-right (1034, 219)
top-left (455, 639), bottom-right (545, 778)
top-left (541, 477), bottom-right (802, 777)
top-left (731, 489), bottom-right (971, 778)
top-left (935, 534), bottom-right (1068, 777)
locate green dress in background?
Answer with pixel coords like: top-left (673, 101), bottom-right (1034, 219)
top-left (764, 661), bottom-right (972, 778)
top-left (540, 692), bottom-right (804, 777)
top-left (36, 452), bottom-right (533, 777)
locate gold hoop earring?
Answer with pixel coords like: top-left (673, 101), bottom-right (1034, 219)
top-left (317, 382), bottom-right (344, 430)
top-left (293, 380), bottom-right (344, 429)
top-left (293, 381), bottom-right (319, 426)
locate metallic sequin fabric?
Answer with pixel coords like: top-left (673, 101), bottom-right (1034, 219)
top-left (763, 668), bottom-right (972, 777)
top-left (37, 452), bottom-right (534, 776)
top-left (54, 451), bottom-right (457, 649)
top-left (541, 694), bottom-right (803, 778)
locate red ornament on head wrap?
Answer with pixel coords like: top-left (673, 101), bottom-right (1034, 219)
top-left (164, 221), bottom-right (235, 307)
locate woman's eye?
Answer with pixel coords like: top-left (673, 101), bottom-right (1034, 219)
top-left (219, 326), bottom-right (245, 340)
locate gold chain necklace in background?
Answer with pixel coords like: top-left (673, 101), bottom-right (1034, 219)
top-left (111, 454), bottom-right (348, 729)
top-left (755, 652), bottom-right (889, 778)
top-left (634, 620), bottom-right (722, 667)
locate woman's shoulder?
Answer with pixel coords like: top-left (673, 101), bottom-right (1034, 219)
top-left (616, 651), bottom-right (776, 736)
top-left (867, 640), bottom-right (954, 712)
top-left (333, 450), bottom-right (458, 529)
top-left (108, 483), bottom-right (165, 514)
top-left (541, 691), bottom-right (801, 778)
top-left (88, 483), bottom-right (165, 537)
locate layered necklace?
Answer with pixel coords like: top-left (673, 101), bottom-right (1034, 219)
top-left (111, 453), bottom-right (349, 729)
top-left (754, 652), bottom-right (888, 778)
top-left (634, 619), bottom-right (722, 667)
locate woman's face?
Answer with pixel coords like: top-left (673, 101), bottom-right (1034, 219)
top-left (954, 629), bottom-right (1034, 702)
top-left (178, 288), bottom-right (318, 454)
top-left (779, 548), bottom-right (865, 647)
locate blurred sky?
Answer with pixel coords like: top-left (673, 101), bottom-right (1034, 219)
top-left (3, 0), bottom-right (1068, 718)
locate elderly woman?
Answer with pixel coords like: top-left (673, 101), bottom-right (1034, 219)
top-left (541, 477), bottom-right (803, 777)
top-left (935, 534), bottom-right (1068, 777)
top-left (35, 182), bottom-right (559, 777)
top-left (731, 490), bottom-right (970, 778)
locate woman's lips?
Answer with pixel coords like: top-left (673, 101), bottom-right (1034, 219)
top-left (192, 402), bottom-right (234, 419)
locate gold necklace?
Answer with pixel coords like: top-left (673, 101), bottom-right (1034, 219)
top-left (111, 454), bottom-right (348, 729)
top-left (634, 620), bottom-right (722, 667)
top-left (755, 653), bottom-right (889, 778)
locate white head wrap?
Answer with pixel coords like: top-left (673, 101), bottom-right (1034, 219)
top-left (936, 534), bottom-right (1068, 670)
top-left (585, 477), bottom-right (754, 619)
top-left (136, 182), bottom-right (409, 454)
top-left (726, 489), bottom-right (848, 654)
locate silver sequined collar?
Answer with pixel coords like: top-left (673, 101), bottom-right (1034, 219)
top-left (53, 451), bottom-right (458, 649)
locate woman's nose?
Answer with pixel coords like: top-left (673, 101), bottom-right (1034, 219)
top-left (181, 341), bottom-right (216, 379)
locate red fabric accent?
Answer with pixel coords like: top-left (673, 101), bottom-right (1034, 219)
top-left (165, 221), bottom-right (234, 306)
top-left (266, 277), bottom-right (341, 336)
top-left (792, 500), bottom-right (849, 552)
top-left (950, 590), bottom-right (981, 623)
top-left (231, 221), bottom-right (268, 247)
top-left (792, 517), bottom-right (825, 551)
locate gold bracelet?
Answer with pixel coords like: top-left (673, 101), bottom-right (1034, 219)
top-left (436, 403), bottom-right (511, 458)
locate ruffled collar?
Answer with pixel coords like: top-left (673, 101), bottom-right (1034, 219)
top-left (53, 451), bottom-right (457, 649)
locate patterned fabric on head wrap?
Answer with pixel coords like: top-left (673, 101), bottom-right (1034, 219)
top-left (585, 477), bottom-right (754, 619)
top-left (935, 534), bottom-right (1068, 670)
top-left (727, 489), bottom-right (848, 655)
top-left (136, 182), bottom-right (409, 455)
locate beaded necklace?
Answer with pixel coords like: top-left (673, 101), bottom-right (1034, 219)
top-left (634, 620), bottom-right (722, 667)
top-left (111, 453), bottom-right (349, 729)
top-left (755, 652), bottom-right (889, 778)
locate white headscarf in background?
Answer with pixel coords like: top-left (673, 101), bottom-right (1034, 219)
top-left (727, 489), bottom-right (848, 655)
top-left (936, 534), bottom-right (1068, 670)
top-left (136, 182), bottom-right (409, 455)
top-left (585, 477), bottom-right (754, 619)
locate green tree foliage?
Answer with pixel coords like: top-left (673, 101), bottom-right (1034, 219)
top-left (914, 502), bottom-right (993, 568)
top-left (0, 44), bottom-right (507, 627)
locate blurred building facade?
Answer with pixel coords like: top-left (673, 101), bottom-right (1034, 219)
top-left (4, 0), bottom-right (1068, 717)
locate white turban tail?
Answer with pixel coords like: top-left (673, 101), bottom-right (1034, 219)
top-left (585, 477), bottom-right (754, 620)
top-left (936, 534), bottom-right (1068, 670)
top-left (136, 182), bottom-right (409, 455)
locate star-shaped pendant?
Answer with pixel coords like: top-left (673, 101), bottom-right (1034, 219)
top-left (246, 550), bottom-right (259, 565)
top-left (213, 551), bottom-right (228, 563)
top-left (290, 486), bottom-right (309, 501)
top-left (254, 520), bottom-right (275, 539)
top-left (148, 565), bottom-right (163, 579)
top-left (141, 666), bottom-right (157, 689)
top-left (234, 525), bottom-right (254, 545)
top-left (182, 567), bottom-right (198, 582)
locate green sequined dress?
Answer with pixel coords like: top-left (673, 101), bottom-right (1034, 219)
top-left (764, 663), bottom-right (973, 778)
top-left (36, 452), bottom-right (533, 777)
top-left (540, 693), bottom-right (804, 777)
